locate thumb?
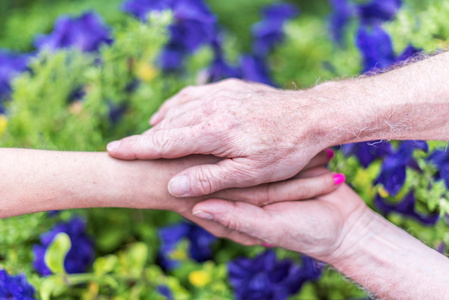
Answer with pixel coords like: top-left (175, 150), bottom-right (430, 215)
top-left (192, 199), bottom-right (275, 244)
top-left (168, 159), bottom-right (259, 197)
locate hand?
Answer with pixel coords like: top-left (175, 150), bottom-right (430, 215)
top-left (149, 151), bottom-right (345, 247)
top-left (190, 168), bottom-right (368, 263)
top-left (107, 79), bottom-right (333, 197)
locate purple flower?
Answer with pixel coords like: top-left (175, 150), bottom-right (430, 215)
top-left (122, 0), bottom-right (170, 20)
top-left (341, 140), bottom-right (392, 168)
top-left (251, 4), bottom-right (299, 57)
top-left (228, 251), bottom-right (322, 300)
top-left (158, 221), bottom-right (216, 270)
top-left (395, 44), bottom-right (421, 64)
top-left (240, 55), bottom-right (273, 86)
top-left (428, 150), bottom-right (449, 188)
top-left (157, 285), bottom-right (174, 300)
top-left (123, 0), bottom-right (216, 71)
top-left (0, 50), bottom-right (30, 106)
top-left (34, 11), bottom-right (112, 53)
top-left (207, 36), bottom-right (240, 82)
top-left (356, 25), bottom-right (395, 73)
top-left (33, 217), bottom-right (95, 275)
top-left (376, 141), bottom-right (427, 196)
top-left (158, 42), bottom-right (187, 71)
top-left (375, 191), bottom-right (439, 225)
top-left (328, 0), bottom-right (354, 44)
top-left (357, 0), bottom-right (402, 25)
top-left (0, 270), bottom-right (35, 300)
top-left (356, 22), bottom-right (421, 74)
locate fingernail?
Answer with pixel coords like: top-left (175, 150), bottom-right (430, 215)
top-left (107, 140), bottom-right (121, 151)
top-left (326, 148), bottom-right (334, 160)
top-left (193, 210), bottom-right (214, 220)
top-left (168, 175), bottom-right (190, 197)
top-left (333, 173), bottom-right (345, 185)
top-left (262, 243), bottom-right (274, 248)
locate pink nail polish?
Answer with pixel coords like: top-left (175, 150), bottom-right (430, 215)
top-left (325, 148), bottom-right (334, 160)
top-left (333, 173), bottom-right (345, 185)
top-left (262, 243), bottom-right (274, 248)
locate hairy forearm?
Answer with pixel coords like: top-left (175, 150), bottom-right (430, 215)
top-left (309, 51), bottom-right (449, 145)
top-left (330, 210), bottom-right (449, 299)
top-left (0, 149), bottom-right (216, 218)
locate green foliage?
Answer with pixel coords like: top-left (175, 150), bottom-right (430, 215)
top-left (2, 0), bottom-right (449, 299)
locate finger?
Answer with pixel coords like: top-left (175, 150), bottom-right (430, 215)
top-left (192, 199), bottom-right (277, 245)
top-left (150, 85), bottom-right (214, 126)
top-left (107, 126), bottom-right (217, 160)
top-left (214, 172), bottom-right (343, 206)
top-left (182, 213), bottom-right (263, 247)
top-left (168, 159), bottom-right (259, 197)
top-left (302, 149), bottom-right (334, 171)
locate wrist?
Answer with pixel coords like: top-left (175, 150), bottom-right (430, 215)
top-left (307, 79), bottom-right (388, 147)
top-left (324, 208), bottom-right (385, 268)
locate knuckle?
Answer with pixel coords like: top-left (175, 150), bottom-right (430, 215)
top-left (194, 169), bottom-right (218, 195)
top-left (254, 185), bottom-right (270, 206)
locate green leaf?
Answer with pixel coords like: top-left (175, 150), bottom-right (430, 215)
top-left (40, 275), bottom-right (67, 300)
top-left (44, 232), bottom-right (71, 274)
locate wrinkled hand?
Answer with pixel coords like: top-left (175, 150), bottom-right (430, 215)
top-left (191, 168), bottom-right (368, 263)
top-left (170, 152), bottom-right (345, 247)
top-left (107, 79), bottom-right (331, 197)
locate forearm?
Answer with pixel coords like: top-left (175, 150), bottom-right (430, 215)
top-left (0, 149), bottom-right (216, 218)
top-left (330, 210), bottom-right (449, 299)
top-left (309, 51), bottom-right (449, 145)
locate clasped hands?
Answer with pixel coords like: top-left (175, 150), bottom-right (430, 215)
top-left (107, 79), bottom-right (370, 267)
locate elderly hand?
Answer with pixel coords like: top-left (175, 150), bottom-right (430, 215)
top-left (190, 168), bottom-right (366, 261)
top-left (107, 79), bottom-right (335, 197)
top-left (191, 170), bottom-right (449, 298)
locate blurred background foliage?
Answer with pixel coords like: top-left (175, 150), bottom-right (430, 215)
top-left (1, 0), bottom-right (449, 299)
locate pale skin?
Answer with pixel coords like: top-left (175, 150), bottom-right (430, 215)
top-left (0, 148), bottom-right (338, 246)
top-left (107, 51), bottom-right (449, 197)
top-left (192, 168), bottom-right (449, 299)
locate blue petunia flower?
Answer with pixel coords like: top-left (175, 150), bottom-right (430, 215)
top-left (357, 0), bottom-right (402, 25)
top-left (328, 0), bottom-right (354, 44)
top-left (157, 285), bottom-right (174, 300)
top-left (34, 11), bottom-right (112, 53)
top-left (228, 251), bottom-right (322, 300)
top-left (341, 140), bottom-right (392, 168)
top-left (356, 25), bottom-right (395, 73)
top-left (123, 0), bottom-right (216, 71)
top-left (0, 270), bottom-right (36, 300)
top-left (375, 191), bottom-right (439, 225)
top-left (158, 221), bottom-right (216, 270)
top-left (376, 141), bottom-right (427, 196)
top-left (33, 217), bottom-right (95, 275)
top-left (428, 150), bottom-right (449, 188)
top-left (356, 23), bottom-right (421, 74)
top-left (0, 50), bottom-right (30, 106)
top-left (240, 55), bottom-right (273, 86)
top-left (207, 35), bottom-right (241, 82)
top-left (251, 3), bottom-right (299, 57)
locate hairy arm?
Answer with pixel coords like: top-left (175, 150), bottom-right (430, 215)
top-left (314, 51), bottom-right (449, 145)
top-left (192, 180), bottom-right (449, 298)
top-left (332, 208), bottom-right (449, 299)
